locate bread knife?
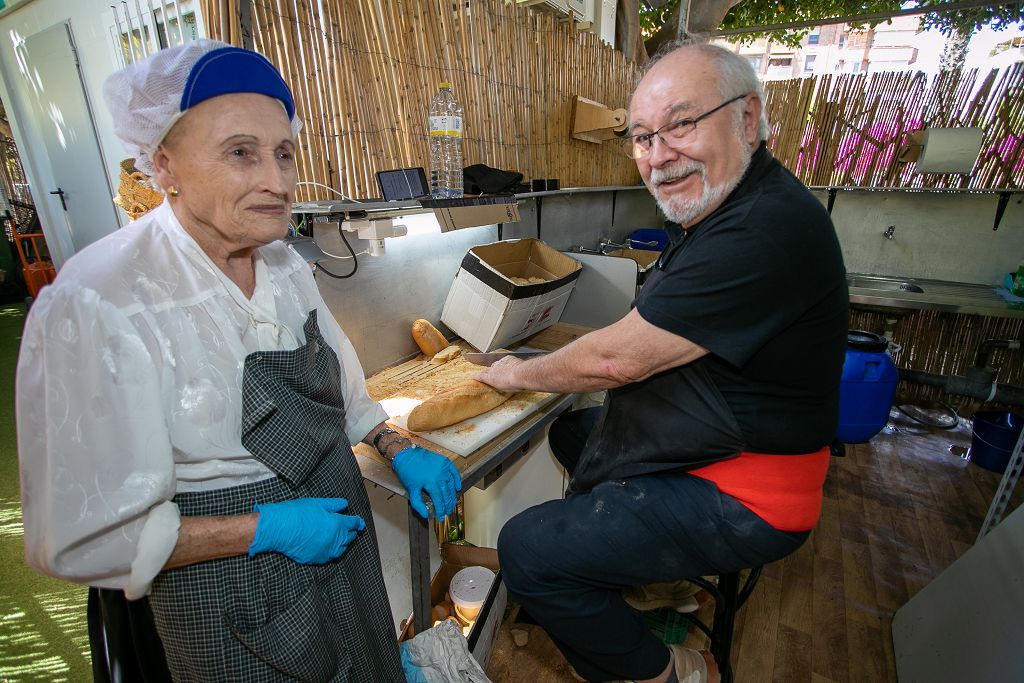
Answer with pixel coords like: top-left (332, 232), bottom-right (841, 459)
top-left (463, 351), bottom-right (548, 366)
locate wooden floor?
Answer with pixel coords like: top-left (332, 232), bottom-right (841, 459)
top-left (485, 410), bottom-right (1023, 682)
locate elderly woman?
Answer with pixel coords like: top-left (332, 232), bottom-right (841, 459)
top-left (15, 40), bottom-right (460, 682)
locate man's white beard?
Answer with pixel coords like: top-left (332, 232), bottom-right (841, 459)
top-left (650, 138), bottom-right (754, 227)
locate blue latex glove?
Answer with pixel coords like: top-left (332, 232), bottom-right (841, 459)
top-left (392, 446), bottom-right (462, 519)
top-left (249, 497), bottom-right (365, 564)
top-left (399, 641), bottom-right (429, 683)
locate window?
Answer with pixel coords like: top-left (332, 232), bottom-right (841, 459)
top-left (804, 55), bottom-right (817, 72)
top-left (766, 57), bottom-right (793, 78)
top-left (808, 31), bottom-right (820, 45)
top-left (839, 33), bottom-right (848, 48)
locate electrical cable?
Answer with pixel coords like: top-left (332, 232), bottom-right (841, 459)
top-left (296, 180), bottom-right (362, 203)
top-left (316, 244), bottom-right (369, 260)
top-left (896, 401), bottom-right (960, 429)
top-left (313, 224), bottom-right (359, 279)
top-left (309, 220), bottom-right (367, 259)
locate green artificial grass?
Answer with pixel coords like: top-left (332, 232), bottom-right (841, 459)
top-left (0, 304), bottom-right (91, 681)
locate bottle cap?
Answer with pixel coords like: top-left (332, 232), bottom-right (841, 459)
top-left (439, 81), bottom-right (451, 89)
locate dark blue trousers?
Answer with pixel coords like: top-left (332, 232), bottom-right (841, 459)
top-left (497, 408), bottom-right (809, 681)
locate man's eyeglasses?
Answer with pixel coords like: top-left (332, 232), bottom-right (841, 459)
top-left (619, 93), bottom-right (749, 160)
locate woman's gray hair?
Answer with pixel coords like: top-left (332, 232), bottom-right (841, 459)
top-left (641, 34), bottom-right (770, 141)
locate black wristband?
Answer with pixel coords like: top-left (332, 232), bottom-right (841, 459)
top-left (371, 427), bottom-right (399, 458)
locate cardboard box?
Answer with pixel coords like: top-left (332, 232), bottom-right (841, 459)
top-left (606, 247), bottom-right (660, 270)
top-left (441, 238), bottom-right (583, 352)
top-left (399, 544), bottom-right (507, 669)
top-left (423, 197), bottom-right (521, 232)
top-left (606, 247), bottom-right (661, 290)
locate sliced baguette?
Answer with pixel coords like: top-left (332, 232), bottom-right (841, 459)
top-left (407, 380), bottom-right (511, 432)
top-left (430, 345), bottom-right (462, 364)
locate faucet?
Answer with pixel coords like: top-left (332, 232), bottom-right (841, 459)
top-left (572, 245), bottom-right (603, 255)
top-left (883, 225), bottom-right (896, 240)
top-left (599, 236), bottom-right (660, 253)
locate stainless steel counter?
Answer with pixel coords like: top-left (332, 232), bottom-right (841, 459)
top-left (847, 273), bottom-right (1024, 319)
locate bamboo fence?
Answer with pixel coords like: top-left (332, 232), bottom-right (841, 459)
top-left (199, 0), bottom-right (642, 201)
top-left (764, 64), bottom-right (1024, 189)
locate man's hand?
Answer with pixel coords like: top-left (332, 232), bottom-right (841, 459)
top-left (476, 355), bottom-right (525, 392)
top-left (392, 446), bottom-right (463, 518)
top-left (249, 497), bottom-right (365, 564)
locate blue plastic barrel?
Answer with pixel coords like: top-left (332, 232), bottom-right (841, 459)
top-left (835, 330), bottom-right (900, 443)
top-left (970, 411), bottom-right (1023, 473)
top-left (627, 228), bottom-right (669, 251)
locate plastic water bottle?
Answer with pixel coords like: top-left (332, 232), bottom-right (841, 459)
top-left (429, 82), bottom-right (463, 199)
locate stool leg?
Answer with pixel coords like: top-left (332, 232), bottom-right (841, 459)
top-left (715, 572), bottom-right (740, 683)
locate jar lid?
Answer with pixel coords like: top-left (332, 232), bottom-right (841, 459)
top-left (847, 330), bottom-right (888, 353)
top-left (449, 566), bottom-right (495, 610)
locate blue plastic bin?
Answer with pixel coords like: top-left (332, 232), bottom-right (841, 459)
top-left (836, 330), bottom-right (899, 443)
top-left (970, 411), bottom-right (1024, 474)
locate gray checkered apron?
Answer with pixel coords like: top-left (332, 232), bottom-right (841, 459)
top-left (148, 310), bottom-right (404, 682)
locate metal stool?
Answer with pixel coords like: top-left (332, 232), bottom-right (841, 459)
top-left (683, 567), bottom-right (763, 683)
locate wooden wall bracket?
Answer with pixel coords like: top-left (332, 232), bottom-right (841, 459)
top-left (572, 96), bottom-right (627, 144)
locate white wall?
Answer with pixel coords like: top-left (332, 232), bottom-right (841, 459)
top-left (0, 0), bottom-right (204, 266)
top-left (812, 189), bottom-right (1024, 284)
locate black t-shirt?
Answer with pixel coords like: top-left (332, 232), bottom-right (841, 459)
top-left (635, 143), bottom-right (848, 454)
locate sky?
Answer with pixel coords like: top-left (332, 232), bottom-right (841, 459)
top-left (907, 18), bottom-right (1024, 74)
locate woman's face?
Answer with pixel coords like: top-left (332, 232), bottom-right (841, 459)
top-left (153, 92), bottom-right (296, 254)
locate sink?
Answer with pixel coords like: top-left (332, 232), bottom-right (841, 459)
top-left (843, 273), bottom-right (1024, 320)
top-left (847, 275), bottom-right (925, 294)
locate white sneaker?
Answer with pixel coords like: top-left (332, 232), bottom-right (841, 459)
top-left (668, 644), bottom-right (712, 683)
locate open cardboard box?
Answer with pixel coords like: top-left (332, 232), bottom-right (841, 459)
top-left (605, 247), bottom-right (661, 289)
top-left (441, 238), bottom-right (583, 351)
top-left (605, 247), bottom-right (660, 270)
top-left (399, 544), bottom-right (507, 668)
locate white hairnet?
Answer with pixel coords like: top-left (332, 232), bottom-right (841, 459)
top-left (103, 39), bottom-right (302, 176)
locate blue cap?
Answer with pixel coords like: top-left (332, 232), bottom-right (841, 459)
top-left (180, 46), bottom-right (295, 119)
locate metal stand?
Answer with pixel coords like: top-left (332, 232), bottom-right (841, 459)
top-left (409, 508), bottom-right (433, 635)
top-left (976, 426), bottom-right (1024, 541)
top-left (684, 567), bottom-right (762, 683)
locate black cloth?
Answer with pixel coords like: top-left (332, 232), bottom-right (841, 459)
top-left (570, 144), bottom-right (848, 491)
top-left (462, 163), bottom-right (523, 194)
top-left (499, 406), bottom-right (808, 681)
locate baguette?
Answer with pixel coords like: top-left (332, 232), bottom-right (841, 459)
top-left (407, 380), bottom-right (511, 432)
top-left (411, 319), bottom-right (449, 356)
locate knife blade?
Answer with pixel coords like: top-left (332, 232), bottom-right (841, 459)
top-left (463, 351), bottom-right (548, 367)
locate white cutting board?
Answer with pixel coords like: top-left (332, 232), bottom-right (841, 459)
top-left (383, 391), bottom-right (558, 456)
top-left (366, 331), bottom-right (587, 457)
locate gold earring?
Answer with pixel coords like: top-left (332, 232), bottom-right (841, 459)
top-left (167, 186), bottom-right (179, 197)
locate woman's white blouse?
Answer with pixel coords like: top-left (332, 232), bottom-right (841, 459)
top-left (16, 201), bottom-right (387, 599)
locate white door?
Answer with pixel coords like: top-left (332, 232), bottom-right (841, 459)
top-left (17, 22), bottom-right (119, 258)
